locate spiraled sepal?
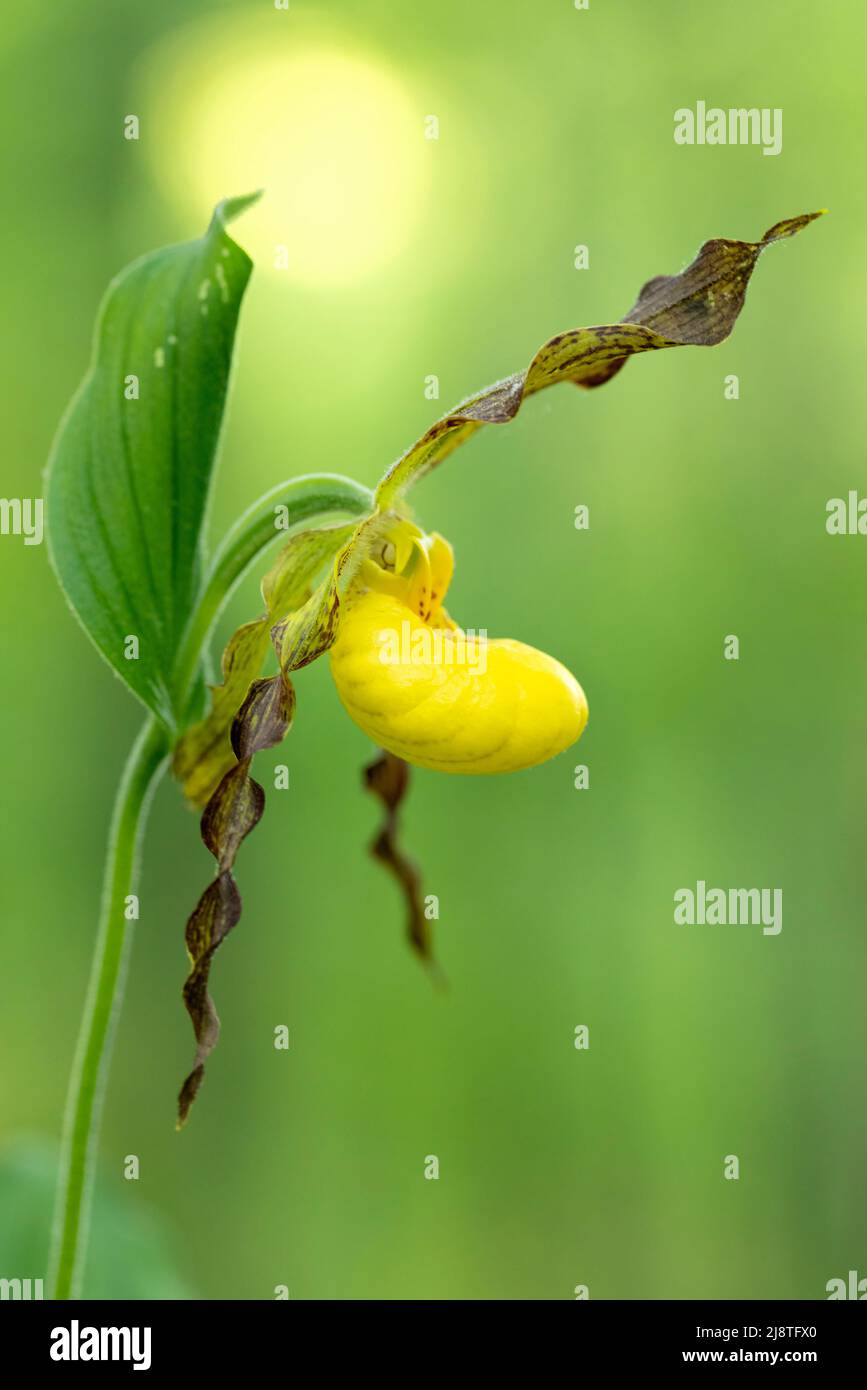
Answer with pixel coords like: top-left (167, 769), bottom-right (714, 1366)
top-left (177, 674), bottom-right (294, 1128)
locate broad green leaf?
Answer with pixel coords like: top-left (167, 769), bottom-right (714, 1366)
top-left (46, 193), bottom-right (261, 728)
top-left (375, 211), bottom-right (825, 506)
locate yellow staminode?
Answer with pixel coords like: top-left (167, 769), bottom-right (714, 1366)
top-left (330, 522), bottom-right (588, 774)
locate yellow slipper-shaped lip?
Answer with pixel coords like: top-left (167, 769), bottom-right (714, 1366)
top-left (330, 588), bottom-right (588, 774)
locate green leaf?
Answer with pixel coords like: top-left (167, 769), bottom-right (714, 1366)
top-left (46, 193), bottom-right (261, 728)
top-left (375, 211), bottom-right (825, 506)
top-left (0, 1139), bottom-right (194, 1299)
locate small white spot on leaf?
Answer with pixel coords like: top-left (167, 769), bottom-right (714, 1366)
top-left (214, 263), bottom-right (230, 303)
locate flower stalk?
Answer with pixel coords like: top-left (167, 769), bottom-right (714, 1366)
top-left (49, 717), bottom-right (169, 1299)
top-left (50, 474), bottom-right (371, 1296)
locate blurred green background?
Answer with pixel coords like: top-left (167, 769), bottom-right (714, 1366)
top-left (1, 0), bottom-right (866, 1300)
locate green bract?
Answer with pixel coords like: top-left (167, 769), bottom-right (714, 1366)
top-left (46, 194), bottom-right (261, 728)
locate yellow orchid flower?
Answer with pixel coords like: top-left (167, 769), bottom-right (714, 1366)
top-left (330, 519), bottom-right (588, 774)
top-left (162, 209), bottom-right (823, 1128)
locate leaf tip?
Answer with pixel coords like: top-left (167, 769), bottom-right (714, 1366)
top-left (212, 189), bottom-right (264, 232)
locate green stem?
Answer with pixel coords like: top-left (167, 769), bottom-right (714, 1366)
top-left (50, 472), bottom-right (373, 1298)
top-left (49, 717), bottom-right (169, 1299)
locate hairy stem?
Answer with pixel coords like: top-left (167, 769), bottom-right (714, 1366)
top-left (49, 717), bottom-right (169, 1299)
top-left (50, 472), bottom-right (373, 1297)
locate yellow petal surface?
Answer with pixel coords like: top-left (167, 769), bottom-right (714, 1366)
top-left (330, 591), bottom-right (588, 774)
